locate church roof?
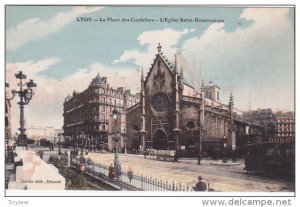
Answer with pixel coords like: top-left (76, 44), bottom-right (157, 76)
top-left (145, 43), bottom-right (175, 78)
top-left (156, 52), bottom-right (175, 72)
top-left (183, 81), bottom-right (194, 89)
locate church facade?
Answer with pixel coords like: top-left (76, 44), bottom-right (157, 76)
top-left (126, 44), bottom-right (264, 156)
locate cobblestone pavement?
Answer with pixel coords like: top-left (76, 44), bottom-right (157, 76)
top-left (88, 152), bottom-right (294, 192)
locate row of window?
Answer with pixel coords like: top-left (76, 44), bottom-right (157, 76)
top-left (91, 87), bottom-right (140, 101)
top-left (245, 114), bottom-right (275, 119)
top-left (277, 120), bottom-right (295, 123)
top-left (277, 124), bottom-right (295, 132)
top-left (64, 114), bottom-right (109, 126)
top-left (64, 123), bottom-right (107, 134)
top-left (91, 88), bottom-right (122, 98)
top-left (276, 133), bottom-right (295, 137)
top-left (65, 97), bottom-right (136, 113)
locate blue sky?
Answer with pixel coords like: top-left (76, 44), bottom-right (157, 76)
top-left (5, 6), bottom-right (295, 131)
top-left (6, 6), bottom-right (250, 78)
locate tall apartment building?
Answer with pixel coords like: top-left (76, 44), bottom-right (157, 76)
top-left (243, 109), bottom-right (295, 144)
top-left (274, 111), bottom-right (295, 143)
top-left (63, 74), bottom-right (139, 149)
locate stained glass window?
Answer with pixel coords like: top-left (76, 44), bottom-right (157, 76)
top-left (151, 92), bottom-right (169, 112)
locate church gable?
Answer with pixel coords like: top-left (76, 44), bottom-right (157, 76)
top-left (144, 44), bottom-right (175, 92)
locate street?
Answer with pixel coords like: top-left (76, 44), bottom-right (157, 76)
top-left (28, 146), bottom-right (294, 192)
top-left (87, 152), bottom-right (294, 192)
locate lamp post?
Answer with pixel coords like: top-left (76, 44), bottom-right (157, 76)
top-left (78, 131), bottom-right (86, 172)
top-left (58, 133), bottom-right (62, 155)
top-left (112, 106), bottom-right (121, 179)
top-left (74, 131), bottom-right (79, 154)
top-left (80, 131), bottom-right (84, 163)
top-left (222, 135), bottom-right (228, 163)
top-left (6, 71), bottom-right (37, 149)
top-left (123, 129), bottom-right (128, 154)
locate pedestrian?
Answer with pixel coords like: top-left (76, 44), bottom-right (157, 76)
top-left (40, 151), bottom-right (43, 160)
top-left (222, 150), bottom-right (227, 163)
top-left (173, 150), bottom-right (179, 163)
top-left (144, 148), bottom-right (148, 158)
top-left (197, 152), bottom-right (202, 165)
top-left (127, 166), bottom-right (134, 183)
top-left (232, 151), bottom-right (237, 163)
top-left (108, 164), bottom-right (115, 179)
top-left (193, 176), bottom-right (207, 191)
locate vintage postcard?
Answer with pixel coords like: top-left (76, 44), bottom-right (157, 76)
top-left (5, 5), bottom-right (295, 200)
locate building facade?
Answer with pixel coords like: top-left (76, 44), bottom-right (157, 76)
top-left (243, 109), bottom-right (295, 144)
top-left (26, 126), bottom-right (62, 143)
top-left (63, 74), bottom-right (139, 150)
top-left (126, 44), bottom-right (263, 156)
top-left (274, 111), bottom-right (295, 143)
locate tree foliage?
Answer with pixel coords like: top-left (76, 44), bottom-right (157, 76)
top-left (48, 156), bottom-right (85, 189)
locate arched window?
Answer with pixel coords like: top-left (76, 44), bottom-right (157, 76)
top-left (186, 121), bottom-right (195, 129)
top-left (133, 125), bottom-right (139, 131)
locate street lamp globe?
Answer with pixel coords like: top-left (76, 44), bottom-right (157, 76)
top-left (26, 79), bottom-right (37, 90)
top-left (112, 107), bottom-right (118, 120)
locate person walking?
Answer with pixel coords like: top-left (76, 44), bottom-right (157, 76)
top-left (197, 152), bottom-right (202, 165)
top-left (232, 150), bottom-right (237, 163)
top-left (40, 151), bottom-right (43, 160)
top-left (173, 150), bottom-right (179, 163)
top-left (108, 164), bottom-right (115, 179)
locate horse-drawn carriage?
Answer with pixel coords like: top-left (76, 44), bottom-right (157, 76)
top-left (156, 150), bottom-right (176, 161)
top-left (144, 149), bottom-right (176, 162)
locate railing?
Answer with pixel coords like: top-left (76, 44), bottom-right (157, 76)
top-left (71, 158), bottom-right (193, 191)
top-left (71, 159), bottom-right (138, 191)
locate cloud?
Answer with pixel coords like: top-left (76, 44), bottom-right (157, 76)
top-left (6, 58), bottom-right (140, 133)
top-left (6, 7), bottom-right (294, 135)
top-left (112, 28), bottom-right (196, 67)
top-left (6, 6), bottom-right (103, 51)
top-left (182, 8), bottom-right (294, 111)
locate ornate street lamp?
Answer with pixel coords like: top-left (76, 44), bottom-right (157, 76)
top-left (7, 71), bottom-right (37, 148)
top-left (222, 135), bottom-right (228, 163)
top-left (112, 106), bottom-right (121, 179)
top-left (58, 133), bottom-right (63, 155)
top-left (80, 131), bottom-right (85, 162)
top-left (78, 131), bottom-right (86, 172)
top-left (123, 129), bottom-right (128, 154)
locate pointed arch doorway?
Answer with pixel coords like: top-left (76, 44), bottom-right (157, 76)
top-left (152, 129), bottom-right (168, 150)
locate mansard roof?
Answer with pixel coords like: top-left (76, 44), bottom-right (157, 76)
top-left (89, 73), bottom-right (107, 87)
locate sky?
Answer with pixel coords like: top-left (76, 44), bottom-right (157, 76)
top-left (5, 6), bottom-right (295, 133)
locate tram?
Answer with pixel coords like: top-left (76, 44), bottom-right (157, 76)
top-left (244, 142), bottom-right (295, 177)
